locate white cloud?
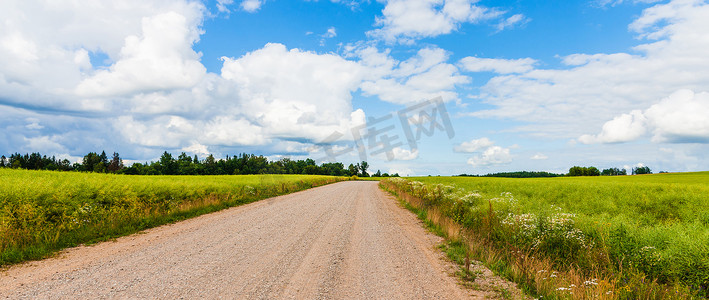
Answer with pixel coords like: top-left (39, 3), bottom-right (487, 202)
top-left (578, 110), bottom-right (647, 144)
top-left (368, 0), bottom-right (503, 44)
top-left (495, 13), bottom-right (529, 32)
top-left (241, 0), bottom-right (263, 13)
top-left (354, 46), bottom-right (469, 104)
top-left (530, 153), bottom-right (548, 160)
top-left (182, 143), bottom-right (210, 156)
top-left (467, 145), bottom-right (512, 167)
top-left (0, 1), bottom-right (204, 106)
top-left (455, 137), bottom-right (513, 167)
top-left (320, 27), bottom-right (337, 46)
top-left (323, 27), bottom-right (337, 38)
top-left (454, 137), bottom-right (494, 152)
top-left (24, 135), bottom-right (67, 154)
top-left (0, 1), bottom-right (472, 162)
top-left (469, 0), bottom-right (709, 140)
top-left (391, 147), bottom-right (419, 160)
top-left (220, 43), bottom-right (366, 142)
top-left (25, 118), bottom-right (44, 130)
top-left (645, 90), bottom-right (709, 143)
top-left (459, 57), bottom-right (536, 74)
top-left (596, 0), bottom-right (662, 8)
top-left (217, 0), bottom-right (234, 12)
top-left (76, 10), bottom-right (206, 97)
top-left (580, 89), bottom-right (709, 144)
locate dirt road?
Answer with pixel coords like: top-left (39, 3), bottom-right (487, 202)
top-left (1, 181), bottom-right (488, 299)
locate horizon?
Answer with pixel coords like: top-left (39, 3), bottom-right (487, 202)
top-left (1, 0), bottom-right (708, 176)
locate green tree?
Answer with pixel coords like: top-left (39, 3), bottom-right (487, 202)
top-left (633, 166), bottom-right (652, 175)
top-left (108, 152), bottom-right (124, 173)
top-left (159, 151), bottom-right (177, 175)
top-left (586, 166), bottom-right (600, 176)
top-left (359, 161), bottom-right (369, 177)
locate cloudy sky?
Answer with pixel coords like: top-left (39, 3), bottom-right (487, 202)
top-left (1, 0), bottom-right (708, 175)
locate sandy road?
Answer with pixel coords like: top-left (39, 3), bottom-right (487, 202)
top-left (1, 181), bottom-right (483, 299)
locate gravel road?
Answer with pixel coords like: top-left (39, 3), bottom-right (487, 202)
top-left (1, 181), bottom-right (486, 299)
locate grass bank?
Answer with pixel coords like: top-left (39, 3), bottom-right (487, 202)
top-left (0, 169), bottom-right (346, 266)
top-left (381, 173), bottom-right (709, 299)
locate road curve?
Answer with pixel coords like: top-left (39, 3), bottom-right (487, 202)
top-left (1, 181), bottom-right (479, 299)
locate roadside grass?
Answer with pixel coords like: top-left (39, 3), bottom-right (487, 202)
top-left (381, 182), bottom-right (519, 299)
top-left (0, 169), bottom-right (346, 266)
top-left (382, 173), bottom-right (709, 299)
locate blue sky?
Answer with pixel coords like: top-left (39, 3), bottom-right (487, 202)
top-left (1, 0), bottom-right (709, 175)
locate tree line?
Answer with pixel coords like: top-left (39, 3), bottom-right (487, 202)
top-left (457, 171), bottom-right (564, 178)
top-left (567, 165), bottom-right (653, 176)
top-left (0, 151), bottom-right (399, 177)
top-left (454, 166), bottom-right (655, 178)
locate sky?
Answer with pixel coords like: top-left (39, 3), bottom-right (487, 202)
top-left (1, 0), bottom-right (709, 176)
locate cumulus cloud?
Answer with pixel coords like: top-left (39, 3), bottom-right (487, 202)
top-left (0, 1), bottom-right (205, 110)
top-left (353, 45), bottom-right (469, 104)
top-left (182, 143), bottom-right (210, 156)
top-left (454, 137), bottom-right (494, 152)
top-left (368, 0), bottom-right (504, 44)
top-left (76, 10), bottom-right (206, 97)
top-left (0, 0), bottom-right (472, 161)
top-left (459, 57), bottom-right (536, 74)
top-left (220, 43), bottom-right (366, 142)
top-left (455, 137), bottom-right (512, 167)
top-left (580, 89), bottom-right (709, 144)
top-left (467, 145), bottom-right (512, 167)
top-left (469, 0), bottom-right (709, 140)
top-left (578, 110), bottom-right (647, 144)
top-left (391, 147), bottom-right (419, 160)
top-left (530, 153), bottom-right (548, 160)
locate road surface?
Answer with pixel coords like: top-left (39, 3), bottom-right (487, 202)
top-left (1, 181), bottom-right (494, 299)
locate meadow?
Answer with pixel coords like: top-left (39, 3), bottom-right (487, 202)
top-left (382, 172), bottom-right (709, 299)
top-left (0, 168), bottom-right (346, 266)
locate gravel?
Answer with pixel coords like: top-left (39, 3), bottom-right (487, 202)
top-left (1, 181), bottom-right (485, 299)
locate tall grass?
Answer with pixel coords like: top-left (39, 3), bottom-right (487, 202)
top-left (0, 169), bottom-right (346, 266)
top-left (382, 172), bottom-right (709, 299)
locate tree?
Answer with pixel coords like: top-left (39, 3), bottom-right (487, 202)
top-left (0, 155), bottom-right (6, 167)
top-left (568, 166), bottom-right (584, 176)
top-left (373, 169), bottom-right (382, 177)
top-left (633, 166), bottom-right (652, 175)
top-left (586, 166), bottom-right (600, 176)
top-left (568, 166), bottom-right (600, 176)
top-left (159, 151), bottom-right (177, 175)
top-left (108, 152), bottom-right (124, 173)
top-left (82, 152), bottom-right (100, 172)
top-left (359, 161), bottom-right (369, 177)
top-left (601, 167), bottom-right (627, 176)
top-left (348, 164), bottom-right (358, 176)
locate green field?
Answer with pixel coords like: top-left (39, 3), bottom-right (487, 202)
top-left (383, 172), bottom-right (709, 299)
top-left (0, 169), bottom-right (345, 266)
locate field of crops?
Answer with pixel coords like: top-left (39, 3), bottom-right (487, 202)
top-left (382, 172), bottom-right (709, 299)
top-left (0, 169), bottom-right (346, 266)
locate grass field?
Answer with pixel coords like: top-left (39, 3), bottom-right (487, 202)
top-left (382, 172), bottom-right (709, 299)
top-left (0, 169), bottom-right (346, 266)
